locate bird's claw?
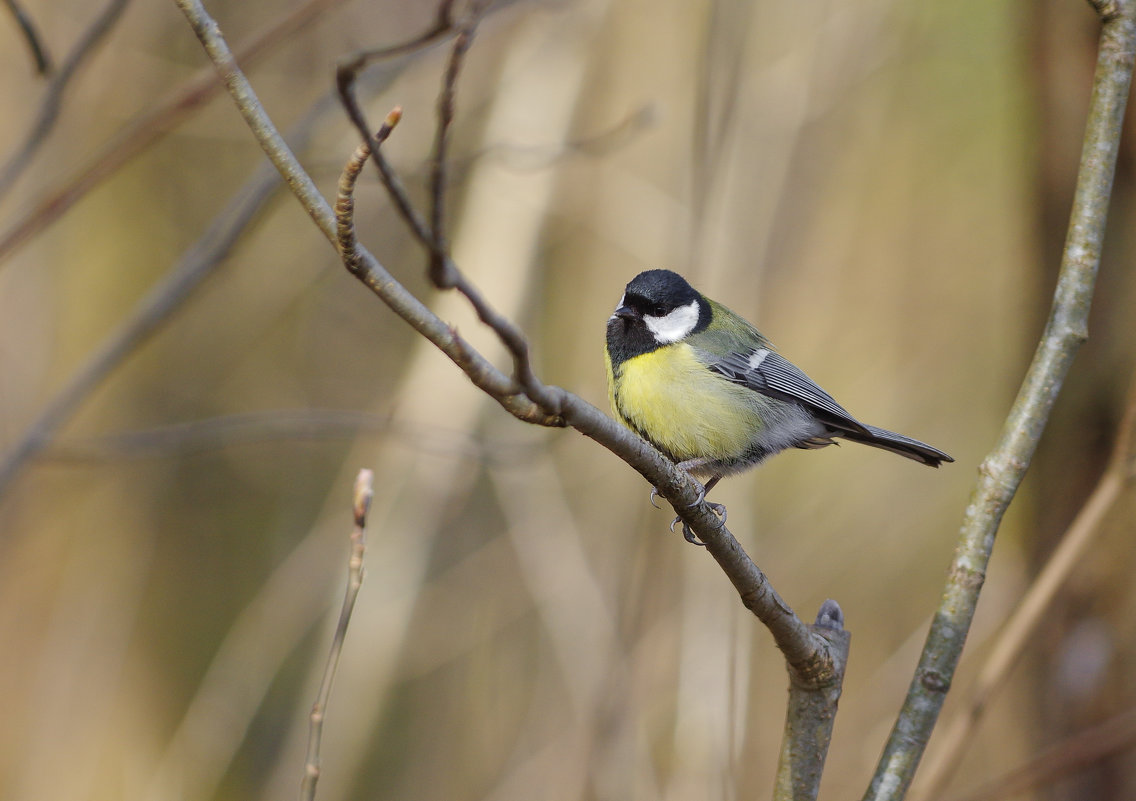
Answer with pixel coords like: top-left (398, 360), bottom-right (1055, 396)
top-left (649, 487), bottom-right (662, 509)
top-left (670, 516), bottom-right (707, 547)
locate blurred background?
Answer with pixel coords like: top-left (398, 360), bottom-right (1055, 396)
top-left (1, 0), bottom-right (1134, 799)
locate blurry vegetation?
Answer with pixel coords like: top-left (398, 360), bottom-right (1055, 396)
top-left (0, 1), bottom-right (1133, 800)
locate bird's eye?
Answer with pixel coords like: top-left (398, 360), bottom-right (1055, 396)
top-left (649, 304), bottom-right (667, 317)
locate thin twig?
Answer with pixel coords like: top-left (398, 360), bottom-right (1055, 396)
top-left (332, 111), bottom-right (555, 421)
top-left (913, 375), bottom-right (1136, 801)
top-left (300, 469), bottom-right (373, 801)
top-left (338, 22), bottom-right (566, 413)
top-left (0, 0), bottom-right (131, 198)
top-left (335, 0), bottom-right (457, 77)
top-left (3, 0), bottom-right (51, 74)
top-left (427, 26), bottom-right (471, 286)
top-left (862, 4), bottom-right (1136, 799)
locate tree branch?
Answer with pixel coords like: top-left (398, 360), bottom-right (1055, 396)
top-left (912, 373), bottom-right (1136, 801)
top-left (863, 3), bottom-right (1136, 798)
top-left (173, 0), bottom-right (841, 690)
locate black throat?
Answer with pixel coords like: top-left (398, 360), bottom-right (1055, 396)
top-left (606, 294), bottom-right (712, 369)
top-left (606, 314), bottom-right (660, 368)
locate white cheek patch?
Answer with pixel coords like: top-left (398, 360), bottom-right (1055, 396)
top-left (644, 299), bottom-right (700, 344)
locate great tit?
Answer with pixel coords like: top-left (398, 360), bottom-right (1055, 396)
top-left (605, 270), bottom-right (952, 530)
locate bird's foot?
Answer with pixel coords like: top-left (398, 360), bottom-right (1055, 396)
top-left (670, 516), bottom-right (706, 546)
top-left (667, 494), bottom-right (727, 547)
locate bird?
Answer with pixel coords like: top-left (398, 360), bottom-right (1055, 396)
top-left (604, 269), bottom-right (952, 542)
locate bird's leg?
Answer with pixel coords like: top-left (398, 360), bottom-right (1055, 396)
top-left (660, 467), bottom-right (727, 546)
top-left (699, 476), bottom-right (726, 522)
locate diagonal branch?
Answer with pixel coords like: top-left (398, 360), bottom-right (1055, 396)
top-left (912, 373), bottom-right (1136, 801)
top-left (862, 3), bottom-right (1136, 799)
top-left (174, 0), bottom-right (842, 692)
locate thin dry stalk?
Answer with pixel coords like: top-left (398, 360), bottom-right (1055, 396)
top-left (300, 469), bottom-right (373, 801)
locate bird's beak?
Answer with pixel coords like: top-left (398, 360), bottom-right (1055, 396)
top-left (612, 304), bottom-right (638, 321)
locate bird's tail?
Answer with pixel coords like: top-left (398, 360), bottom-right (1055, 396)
top-left (839, 424), bottom-right (953, 467)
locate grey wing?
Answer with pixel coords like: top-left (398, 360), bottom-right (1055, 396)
top-left (708, 348), bottom-right (872, 436)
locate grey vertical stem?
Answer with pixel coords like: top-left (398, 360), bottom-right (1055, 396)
top-left (863, 3), bottom-right (1136, 800)
top-left (774, 601), bottom-right (851, 801)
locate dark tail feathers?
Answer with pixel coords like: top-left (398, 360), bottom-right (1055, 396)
top-left (839, 424), bottom-right (953, 467)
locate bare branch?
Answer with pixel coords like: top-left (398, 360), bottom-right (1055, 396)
top-left (863, 4), bottom-right (1136, 798)
top-left (0, 0), bottom-right (130, 198)
top-left (912, 375), bottom-right (1136, 800)
top-left (177, 0), bottom-right (840, 700)
top-left (300, 469), bottom-right (373, 801)
top-left (336, 0), bottom-right (457, 75)
top-left (428, 22), bottom-right (475, 287)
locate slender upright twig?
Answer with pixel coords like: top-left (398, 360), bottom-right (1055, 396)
top-left (863, 3), bottom-right (1136, 799)
top-left (0, 0), bottom-right (131, 197)
top-left (912, 375), bottom-right (1136, 800)
top-left (300, 469), bottom-right (373, 801)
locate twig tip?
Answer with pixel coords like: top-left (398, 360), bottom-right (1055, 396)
top-left (815, 599), bottom-right (845, 631)
top-left (353, 468), bottom-right (374, 524)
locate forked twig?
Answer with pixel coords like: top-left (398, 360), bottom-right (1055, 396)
top-left (0, 0), bottom-right (131, 197)
top-left (174, 0), bottom-right (844, 766)
top-left (331, 112), bottom-right (838, 687)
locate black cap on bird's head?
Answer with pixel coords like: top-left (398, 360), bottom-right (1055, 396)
top-left (616, 269), bottom-right (700, 318)
top-left (607, 270), bottom-right (711, 363)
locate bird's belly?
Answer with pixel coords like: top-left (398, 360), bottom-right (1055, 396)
top-left (612, 346), bottom-right (764, 464)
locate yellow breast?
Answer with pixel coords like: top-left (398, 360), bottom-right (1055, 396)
top-left (607, 344), bottom-right (762, 463)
